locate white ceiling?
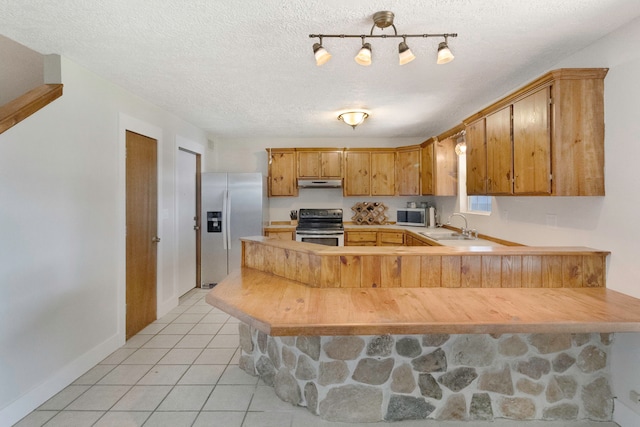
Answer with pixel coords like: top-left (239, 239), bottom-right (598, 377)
top-left (1, 1), bottom-right (640, 139)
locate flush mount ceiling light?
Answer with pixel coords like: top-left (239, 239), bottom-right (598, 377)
top-left (338, 111), bottom-right (369, 130)
top-left (310, 11), bottom-right (457, 67)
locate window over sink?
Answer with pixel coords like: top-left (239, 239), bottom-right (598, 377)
top-left (458, 147), bottom-right (492, 215)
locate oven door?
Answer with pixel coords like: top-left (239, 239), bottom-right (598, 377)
top-left (295, 231), bottom-right (344, 246)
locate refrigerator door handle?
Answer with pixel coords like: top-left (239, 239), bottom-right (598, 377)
top-left (222, 190), bottom-right (228, 250)
top-left (226, 190), bottom-right (232, 249)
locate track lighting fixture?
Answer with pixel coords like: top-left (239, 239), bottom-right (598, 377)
top-left (310, 11), bottom-right (457, 67)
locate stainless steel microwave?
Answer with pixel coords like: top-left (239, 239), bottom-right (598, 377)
top-left (396, 208), bottom-right (427, 226)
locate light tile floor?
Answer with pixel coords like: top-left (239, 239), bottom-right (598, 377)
top-left (14, 289), bottom-right (619, 427)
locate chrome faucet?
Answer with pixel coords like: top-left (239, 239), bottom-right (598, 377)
top-left (447, 213), bottom-right (472, 237)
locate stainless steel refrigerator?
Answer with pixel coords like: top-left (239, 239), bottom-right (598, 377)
top-left (200, 173), bottom-right (269, 286)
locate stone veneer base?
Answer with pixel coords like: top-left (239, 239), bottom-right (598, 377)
top-left (237, 323), bottom-right (614, 423)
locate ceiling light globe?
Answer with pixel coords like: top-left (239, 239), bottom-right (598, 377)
top-left (338, 111), bottom-right (369, 129)
top-left (398, 42), bottom-right (416, 65)
top-left (437, 42), bottom-right (454, 64)
top-left (354, 43), bottom-right (372, 66)
top-left (313, 43), bottom-right (332, 66)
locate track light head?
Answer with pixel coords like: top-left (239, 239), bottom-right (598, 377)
top-left (355, 42), bottom-right (372, 66)
top-left (313, 39), bottom-right (331, 66)
top-left (398, 38), bottom-right (416, 65)
top-left (436, 38), bottom-right (454, 64)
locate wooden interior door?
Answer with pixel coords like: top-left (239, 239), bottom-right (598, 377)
top-left (126, 130), bottom-right (158, 339)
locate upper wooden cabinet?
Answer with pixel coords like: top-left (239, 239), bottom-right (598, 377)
top-left (267, 148), bottom-right (297, 197)
top-left (464, 120), bottom-right (487, 195)
top-left (486, 106), bottom-right (514, 195)
top-left (464, 68), bottom-right (607, 196)
top-left (396, 146), bottom-right (421, 196)
top-left (297, 148), bottom-right (343, 179)
top-left (371, 151), bottom-right (396, 196)
top-left (343, 150), bottom-right (370, 196)
top-left (343, 149), bottom-right (396, 196)
top-left (513, 87), bottom-right (551, 194)
top-left (421, 131), bottom-right (458, 196)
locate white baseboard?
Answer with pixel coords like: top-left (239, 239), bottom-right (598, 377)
top-left (157, 295), bottom-right (178, 319)
top-left (0, 333), bottom-right (123, 427)
top-left (614, 398), bottom-right (640, 427)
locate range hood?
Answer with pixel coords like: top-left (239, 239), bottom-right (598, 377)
top-left (298, 179), bottom-right (342, 188)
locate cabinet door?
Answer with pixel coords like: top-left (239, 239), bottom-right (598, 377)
top-left (465, 119), bottom-right (487, 195)
top-left (297, 151), bottom-right (320, 179)
top-left (320, 151), bottom-right (342, 179)
top-left (421, 141), bottom-right (435, 195)
top-left (371, 152), bottom-right (395, 196)
top-left (486, 107), bottom-right (513, 195)
top-left (268, 150), bottom-right (297, 196)
top-left (377, 231), bottom-right (404, 246)
top-left (298, 150), bottom-right (343, 179)
top-left (434, 138), bottom-right (458, 196)
top-left (513, 87), bottom-right (551, 194)
top-left (345, 230), bottom-right (377, 246)
top-left (396, 149), bottom-right (421, 196)
top-left (265, 230), bottom-right (294, 240)
top-left (344, 151), bottom-right (370, 196)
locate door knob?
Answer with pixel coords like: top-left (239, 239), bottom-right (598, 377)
top-left (152, 237), bottom-right (161, 243)
top-left (194, 226), bottom-right (200, 231)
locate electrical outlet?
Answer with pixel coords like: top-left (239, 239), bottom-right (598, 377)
top-left (630, 390), bottom-right (640, 404)
top-left (503, 210), bottom-right (509, 222)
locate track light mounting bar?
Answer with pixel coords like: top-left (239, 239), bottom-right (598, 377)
top-left (309, 33), bottom-right (458, 40)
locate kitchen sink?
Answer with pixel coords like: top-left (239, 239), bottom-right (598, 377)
top-left (419, 232), bottom-right (476, 241)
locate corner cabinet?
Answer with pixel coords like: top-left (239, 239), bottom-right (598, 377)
top-left (266, 148), bottom-right (297, 197)
top-left (421, 135), bottom-right (458, 196)
top-left (464, 68), bottom-right (607, 196)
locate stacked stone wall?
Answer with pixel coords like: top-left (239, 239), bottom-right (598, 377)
top-left (238, 323), bottom-right (613, 423)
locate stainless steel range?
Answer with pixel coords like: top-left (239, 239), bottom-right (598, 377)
top-left (295, 208), bottom-right (344, 246)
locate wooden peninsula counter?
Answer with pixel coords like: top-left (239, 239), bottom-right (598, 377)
top-left (206, 236), bottom-right (640, 336)
top-left (205, 237), bottom-right (640, 423)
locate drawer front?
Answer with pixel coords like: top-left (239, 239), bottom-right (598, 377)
top-left (378, 231), bottom-right (404, 244)
top-left (346, 231), bottom-right (378, 243)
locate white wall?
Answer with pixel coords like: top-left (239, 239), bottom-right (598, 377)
top-left (0, 56), bottom-right (206, 425)
top-left (0, 35), bottom-right (43, 104)
top-left (209, 18), bottom-right (640, 425)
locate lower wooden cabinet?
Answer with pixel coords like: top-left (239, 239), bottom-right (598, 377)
top-left (405, 235), bottom-right (435, 246)
top-left (264, 230), bottom-right (294, 240)
top-left (345, 230), bottom-right (377, 246)
top-left (377, 231), bottom-right (404, 246)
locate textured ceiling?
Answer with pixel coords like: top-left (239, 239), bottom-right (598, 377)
top-left (1, 1), bottom-right (640, 139)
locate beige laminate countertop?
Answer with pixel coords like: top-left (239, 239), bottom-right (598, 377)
top-left (264, 223), bottom-right (513, 247)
